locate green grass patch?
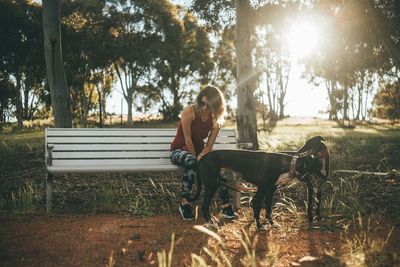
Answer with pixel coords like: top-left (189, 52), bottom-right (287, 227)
top-left (0, 179), bottom-right (41, 214)
top-left (0, 129), bottom-right (44, 167)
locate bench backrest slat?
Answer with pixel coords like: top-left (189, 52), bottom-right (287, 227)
top-left (50, 143), bottom-right (237, 151)
top-left (46, 136), bottom-right (236, 144)
top-left (45, 128), bottom-right (237, 173)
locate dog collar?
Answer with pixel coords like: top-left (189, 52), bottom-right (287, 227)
top-left (289, 156), bottom-right (298, 179)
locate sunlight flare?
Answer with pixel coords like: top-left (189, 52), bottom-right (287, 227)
top-left (286, 21), bottom-right (319, 59)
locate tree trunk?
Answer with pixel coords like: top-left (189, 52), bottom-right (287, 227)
top-left (42, 0), bottom-right (72, 128)
top-left (326, 80), bottom-right (337, 120)
top-left (126, 89), bottom-right (133, 126)
top-left (15, 75), bottom-right (24, 128)
top-left (343, 86), bottom-right (349, 120)
top-left (96, 86), bottom-right (103, 128)
top-left (81, 99), bottom-right (88, 127)
top-left (23, 86), bottom-right (29, 120)
top-left (235, 0), bottom-right (258, 149)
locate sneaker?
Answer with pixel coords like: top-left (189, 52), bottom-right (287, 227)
top-left (221, 205), bottom-right (238, 219)
top-left (179, 204), bottom-right (195, 220)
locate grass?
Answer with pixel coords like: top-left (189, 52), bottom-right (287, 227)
top-left (342, 213), bottom-right (395, 267)
top-left (157, 233), bottom-right (175, 267)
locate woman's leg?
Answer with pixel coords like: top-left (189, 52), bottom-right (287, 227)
top-left (217, 174), bottom-right (237, 219)
top-left (170, 149), bottom-right (197, 202)
top-left (217, 174), bottom-right (231, 205)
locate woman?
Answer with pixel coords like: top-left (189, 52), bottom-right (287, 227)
top-left (170, 85), bottom-right (237, 220)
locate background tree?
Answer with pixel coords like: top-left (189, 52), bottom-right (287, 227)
top-left (107, 0), bottom-right (177, 126)
top-left (371, 71), bottom-right (400, 120)
top-left (0, 0), bottom-right (46, 128)
top-left (153, 8), bottom-right (213, 121)
top-left (61, 0), bottom-right (113, 126)
top-left (254, 25), bottom-right (291, 120)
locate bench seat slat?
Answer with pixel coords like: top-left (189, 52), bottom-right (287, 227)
top-left (52, 158), bottom-right (173, 166)
top-left (47, 165), bottom-right (182, 173)
top-left (52, 151), bottom-right (173, 159)
top-left (50, 143), bottom-right (237, 151)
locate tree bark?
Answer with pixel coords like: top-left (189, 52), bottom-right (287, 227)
top-left (15, 74), bottom-right (24, 128)
top-left (343, 84), bottom-right (349, 121)
top-left (96, 85), bottom-right (103, 128)
top-left (127, 89), bottom-right (133, 126)
top-left (235, 0), bottom-right (258, 149)
top-left (42, 0), bottom-right (72, 128)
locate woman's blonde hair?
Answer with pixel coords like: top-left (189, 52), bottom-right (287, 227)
top-left (194, 85), bottom-right (226, 127)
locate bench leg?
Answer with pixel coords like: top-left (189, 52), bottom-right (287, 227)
top-left (46, 173), bottom-right (53, 213)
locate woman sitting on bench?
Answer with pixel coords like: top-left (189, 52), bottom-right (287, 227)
top-left (170, 85), bottom-right (237, 220)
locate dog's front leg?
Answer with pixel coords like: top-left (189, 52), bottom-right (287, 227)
top-left (306, 179), bottom-right (314, 223)
top-left (252, 190), bottom-right (267, 229)
top-left (201, 186), bottom-right (218, 224)
top-left (316, 185), bottom-right (323, 220)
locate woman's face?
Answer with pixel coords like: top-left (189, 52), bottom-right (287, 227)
top-left (200, 96), bottom-right (211, 112)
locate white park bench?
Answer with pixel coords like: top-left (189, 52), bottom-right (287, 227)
top-left (45, 128), bottom-right (239, 213)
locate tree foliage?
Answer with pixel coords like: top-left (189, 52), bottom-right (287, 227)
top-left (2, 0), bottom-right (400, 128)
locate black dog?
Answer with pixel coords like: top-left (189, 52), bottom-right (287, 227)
top-left (188, 149), bottom-right (325, 229)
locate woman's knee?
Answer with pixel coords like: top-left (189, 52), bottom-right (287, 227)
top-left (184, 156), bottom-right (197, 168)
top-left (170, 150), bottom-right (197, 167)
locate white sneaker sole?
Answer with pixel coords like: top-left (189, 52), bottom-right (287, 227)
top-left (221, 213), bottom-right (238, 219)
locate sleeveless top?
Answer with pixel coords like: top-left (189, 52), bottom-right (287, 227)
top-left (171, 105), bottom-right (214, 155)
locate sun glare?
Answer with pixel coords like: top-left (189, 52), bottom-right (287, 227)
top-left (286, 21), bottom-right (319, 59)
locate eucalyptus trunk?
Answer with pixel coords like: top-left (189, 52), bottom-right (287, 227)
top-left (235, 0), bottom-right (258, 149)
top-left (15, 75), bottom-right (24, 128)
top-left (42, 0), bottom-right (72, 128)
top-left (343, 86), bottom-right (349, 121)
top-left (127, 89), bottom-right (134, 126)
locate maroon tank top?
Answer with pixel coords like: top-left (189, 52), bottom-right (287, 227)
top-left (171, 106), bottom-right (214, 155)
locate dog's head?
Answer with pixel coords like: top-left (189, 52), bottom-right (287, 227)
top-left (298, 135), bottom-right (325, 154)
top-left (298, 136), bottom-right (330, 179)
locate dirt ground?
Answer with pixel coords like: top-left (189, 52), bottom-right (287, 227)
top-left (1, 210), bottom-right (399, 267)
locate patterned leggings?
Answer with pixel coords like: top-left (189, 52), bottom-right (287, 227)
top-left (170, 149), bottom-right (231, 203)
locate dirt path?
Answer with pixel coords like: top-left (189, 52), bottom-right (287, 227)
top-left (0, 210), bottom-right (367, 267)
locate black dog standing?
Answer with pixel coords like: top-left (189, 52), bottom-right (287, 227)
top-left (188, 136), bottom-right (330, 229)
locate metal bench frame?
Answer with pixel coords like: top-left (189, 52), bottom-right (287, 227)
top-left (45, 128), bottom-right (239, 213)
